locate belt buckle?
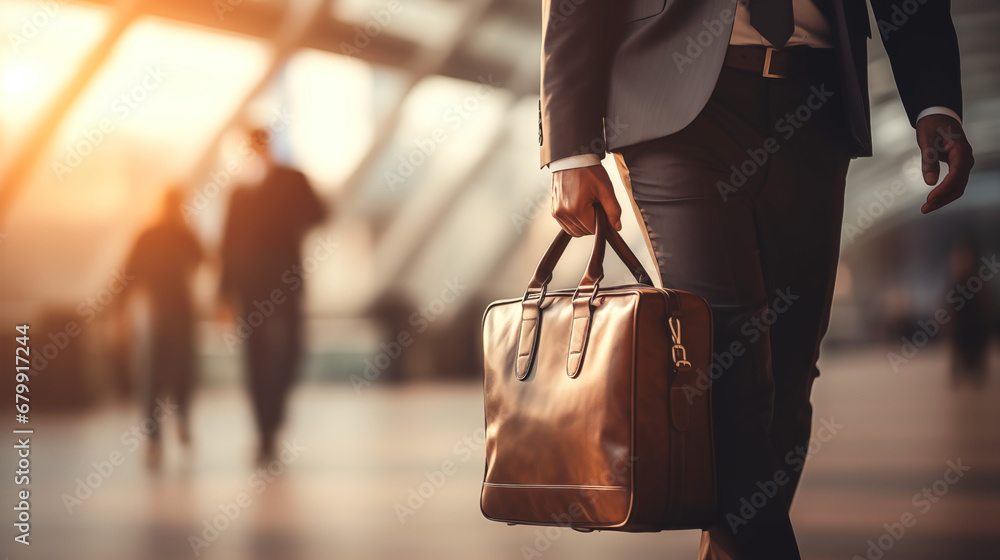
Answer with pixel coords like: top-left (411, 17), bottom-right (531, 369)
top-left (762, 47), bottom-right (786, 79)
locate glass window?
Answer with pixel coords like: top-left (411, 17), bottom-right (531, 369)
top-left (7, 16), bottom-right (271, 303)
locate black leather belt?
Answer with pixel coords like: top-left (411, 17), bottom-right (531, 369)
top-left (723, 45), bottom-right (836, 79)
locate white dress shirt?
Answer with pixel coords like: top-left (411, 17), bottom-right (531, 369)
top-left (547, 1), bottom-right (960, 172)
top-left (730, 0), bottom-right (834, 48)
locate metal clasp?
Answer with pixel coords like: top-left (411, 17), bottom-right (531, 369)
top-left (762, 47), bottom-right (786, 79)
top-left (668, 316), bottom-right (692, 368)
top-left (522, 283), bottom-right (547, 303)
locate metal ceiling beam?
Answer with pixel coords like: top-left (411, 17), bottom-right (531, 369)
top-left (327, 0), bottom-right (501, 211)
top-left (0, 0), bottom-right (526, 223)
top-left (368, 61), bottom-right (537, 299)
top-left (70, 0), bottom-right (525, 93)
top-left (180, 0), bottom-right (331, 195)
top-left (370, 98), bottom-right (518, 299)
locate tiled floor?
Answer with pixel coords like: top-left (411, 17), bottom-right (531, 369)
top-left (3, 345), bottom-right (999, 560)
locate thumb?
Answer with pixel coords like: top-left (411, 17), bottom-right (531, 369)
top-left (919, 130), bottom-right (941, 186)
top-left (596, 188), bottom-right (623, 231)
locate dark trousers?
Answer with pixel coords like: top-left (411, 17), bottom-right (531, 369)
top-left (242, 297), bottom-right (303, 448)
top-left (147, 318), bottom-right (195, 441)
top-left (615, 64), bottom-right (852, 559)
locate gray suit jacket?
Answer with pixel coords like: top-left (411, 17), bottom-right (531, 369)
top-left (539, 0), bottom-right (963, 166)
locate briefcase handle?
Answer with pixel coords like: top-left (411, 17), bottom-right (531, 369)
top-left (525, 203), bottom-right (653, 298)
top-left (514, 204), bottom-right (654, 380)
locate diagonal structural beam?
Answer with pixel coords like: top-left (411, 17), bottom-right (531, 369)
top-left (330, 0), bottom-right (500, 213)
top-left (181, 0), bottom-right (331, 194)
top-left (369, 68), bottom-right (537, 302)
top-left (0, 0), bottom-right (143, 222)
top-left (370, 97), bottom-right (518, 300)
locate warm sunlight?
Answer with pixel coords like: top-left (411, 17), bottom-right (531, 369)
top-left (1, 64), bottom-right (38, 93)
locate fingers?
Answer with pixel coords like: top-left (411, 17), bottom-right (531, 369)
top-left (572, 204), bottom-right (597, 236)
top-left (557, 210), bottom-right (591, 237)
top-left (922, 150), bottom-right (972, 214)
top-left (921, 145), bottom-right (941, 186)
top-left (918, 123), bottom-right (939, 186)
top-left (595, 185), bottom-right (623, 231)
top-left (551, 171), bottom-right (593, 237)
top-left (921, 174), bottom-right (961, 214)
top-left (551, 165), bottom-right (612, 237)
top-left (915, 115), bottom-right (975, 214)
top-left (917, 116), bottom-right (961, 186)
top-left (552, 209), bottom-right (585, 237)
top-left (559, 198), bottom-right (595, 237)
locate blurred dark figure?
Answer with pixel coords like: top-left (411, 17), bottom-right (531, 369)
top-left (30, 310), bottom-right (96, 412)
top-left (122, 187), bottom-right (204, 468)
top-left (365, 289), bottom-right (417, 385)
top-left (946, 237), bottom-right (995, 387)
top-left (219, 128), bottom-right (326, 463)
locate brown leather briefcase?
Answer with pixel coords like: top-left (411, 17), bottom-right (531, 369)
top-left (481, 207), bottom-right (716, 532)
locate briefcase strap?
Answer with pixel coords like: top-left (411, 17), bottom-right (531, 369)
top-left (514, 204), bottom-right (654, 380)
top-left (525, 204), bottom-right (653, 295)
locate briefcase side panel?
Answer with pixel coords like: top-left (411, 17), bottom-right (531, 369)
top-left (626, 290), bottom-right (673, 530)
top-left (481, 292), bottom-right (641, 527)
top-left (661, 290), bottom-right (717, 529)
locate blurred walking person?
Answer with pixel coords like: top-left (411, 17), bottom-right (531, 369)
top-left (947, 236), bottom-right (994, 387)
top-left (219, 127), bottom-right (327, 463)
top-left (122, 187), bottom-right (204, 469)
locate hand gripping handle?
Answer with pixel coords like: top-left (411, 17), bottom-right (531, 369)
top-left (514, 204), bottom-right (653, 380)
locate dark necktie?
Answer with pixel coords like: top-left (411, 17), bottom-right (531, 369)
top-left (750, 0), bottom-right (795, 49)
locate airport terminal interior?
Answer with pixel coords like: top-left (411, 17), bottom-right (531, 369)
top-left (1, 0), bottom-right (999, 558)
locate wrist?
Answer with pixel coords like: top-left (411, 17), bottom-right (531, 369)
top-left (548, 153), bottom-right (602, 173)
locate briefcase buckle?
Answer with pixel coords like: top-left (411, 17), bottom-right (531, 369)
top-left (672, 345), bottom-right (691, 368)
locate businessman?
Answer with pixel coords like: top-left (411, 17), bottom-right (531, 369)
top-left (539, 0), bottom-right (973, 558)
top-left (219, 128), bottom-right (327, 464)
